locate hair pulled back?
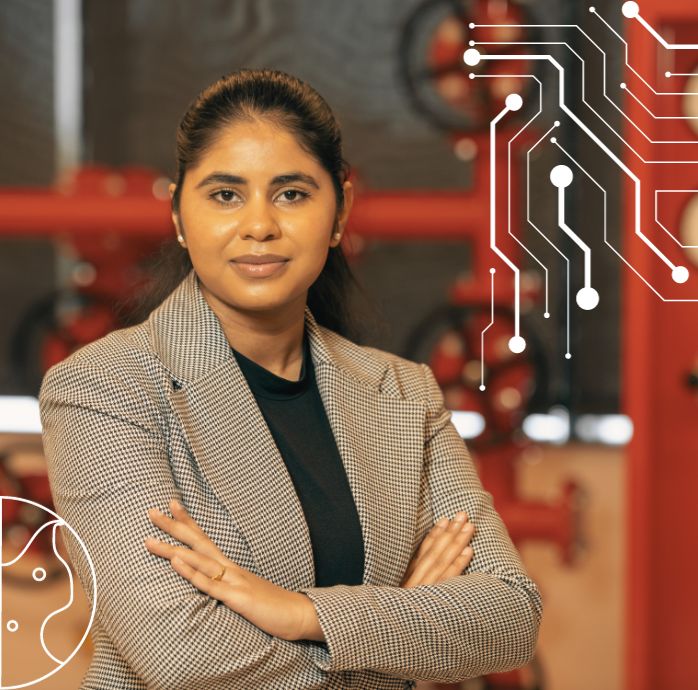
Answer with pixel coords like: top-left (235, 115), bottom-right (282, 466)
top-left (121, 68), bottom-right (369, 340)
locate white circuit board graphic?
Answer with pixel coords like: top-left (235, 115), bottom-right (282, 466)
top-left (462, 1), bottom-right (697, 383)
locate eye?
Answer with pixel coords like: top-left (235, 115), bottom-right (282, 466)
top-left (276, 189), bottom-right (310, 204)
top-left (210, 189), bottom-right (240, 205)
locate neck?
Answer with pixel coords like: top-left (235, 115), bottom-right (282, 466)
top-left (198, 280), bottom-right (306, 380)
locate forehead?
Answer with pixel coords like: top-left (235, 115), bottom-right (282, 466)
top-left (194, 119), bottom-right (321, 174)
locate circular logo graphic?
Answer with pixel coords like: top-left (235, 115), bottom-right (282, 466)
top-left (1, 496), bottom-right (96, 689)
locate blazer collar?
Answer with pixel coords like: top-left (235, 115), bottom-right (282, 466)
top-left (146, 268), bottom-right (424, 590)
top-left (147, 268), bottom-right (388, 389)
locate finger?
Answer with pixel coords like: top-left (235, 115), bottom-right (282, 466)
top-left (168, 499), bottom-right (211, 539)
top-left (170, 556), bottom-right (231, 603)
top-left (144, 537), bottom-right (208, 566)
top-left (168, 500), bottom-right (227, 559)
top-left (402, 524), bottom-right (474, 587)
top-left (437, 523), bottom-right (475, 569)
top-left (409, 513), bottom-right (469, 581)
top-left (146, 537), bottom-right (231, 579)
top-left (403, 517), bottom-right (449, 581)
top-left (147, 507), bottom-right (221, 558)
top-left (438, 547), bottom-right (474, 581)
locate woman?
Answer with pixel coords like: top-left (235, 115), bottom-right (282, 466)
top-left (39, 69), bottom-right (542, 690)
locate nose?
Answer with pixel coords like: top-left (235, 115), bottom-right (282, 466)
top-left (240, 194), bottom-right (280, 241)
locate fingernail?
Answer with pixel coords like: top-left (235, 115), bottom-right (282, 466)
top-left (454, 512), bottom-right (466, 523)
top-left (461, 546), bottom-right (472, 555)
top-left (147, 508), bottom-right (161, 518)
top-left (170, 499), bottom-right (181, 509)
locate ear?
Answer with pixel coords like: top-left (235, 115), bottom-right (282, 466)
top-left (169, 183), bottom-right (184, 242)
top-left (331, 180), bottom-right (354, 247)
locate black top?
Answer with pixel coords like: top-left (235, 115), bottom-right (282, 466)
top-left (231, 327), bottom-right (365, 587)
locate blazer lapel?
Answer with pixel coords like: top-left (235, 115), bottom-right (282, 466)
top-left (148, 269), bottom-right (425, 589)
top-left (313, 362), bottom-right (425, 586)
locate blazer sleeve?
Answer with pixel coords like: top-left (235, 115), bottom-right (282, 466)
top-left (297, 362), bottom-right (543, 683)
top-left (38, 360), bottom-right (326, 690)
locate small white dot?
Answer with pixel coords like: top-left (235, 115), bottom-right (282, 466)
top-left (554, 120), bottom-right (560, 126)
top-left (509, 335), bottom-right (526, 354)
top-left (469, 39), bottom-right (475, 46)
top-left (33, 567), bottom-right (47, 582)
top-left (489, 267), bottom-right (496, 274)
top-left (622, 1), bottom-right (639, 19)
top-left (550, 164), bottom-right (573, 188)
top-left (620, 82), bottom-right (627, 89)
top-left (469, 22), bottom-right (475, 29)
top-left (6, 620), bottom-right (18, 632)
top-left (589, 6), bottom-right (596, 13)
top-left (672, 266), bottom-right (689, 283)
top-left (463, 48), bottom-right (481, 66)
top-left (576, 287), bottom-right (600, 310)
top-left (468, 73), bottom-right (475, 79)
top-left (505, 93), bottom-right (523, 111)
top-left (565, 353), bottom-right (572, 360)
top-left (550, 136), bottom-right (557, 143)
top-left (665, 71), bottom-right (672, 78)
top-left (544, 312), bottom-right (550, 318)
top-left (479, 384), bottom-right (486, 391)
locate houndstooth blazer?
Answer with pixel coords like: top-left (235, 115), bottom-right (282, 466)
top-left (38, 268), bottom-right (543, 690)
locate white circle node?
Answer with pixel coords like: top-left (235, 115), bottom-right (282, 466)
top-left (469, 22), bottom-right (475, 29)
top-left (479, 384), bottom-right (486, 391)
top-left (576, 287), bottom-right (600, 310)
top-left (589, 6), bottom-right (596, 12)
top-left (665, 71), bottom-right (672, 78)
top-left (565, 353), bottom-right (572, 360)
top-left (622, 1), bottom-right (640, 19)
top-left (550, 164), bottom-right (573, 188)
top-left (33, 566), bottom-right (47, 581)
top-left (505, 93), bottom-right (523, 111)
top-left (489, 267), bottom-right (496, 274)
top-left (508, 335), bottom-right (526, 354)
top-left (463, 48), bottom-right (481, 66)
top-left (469, 39), bottom-right (475, 46)
top-left (554, 120), bottom-right (560, 126)
top-left (7, 619), bottom-right (19, 632)
top-left (550, 136), bottom-right (557, 143)
top-left (672, 266), bottom-right (689, 283)
top-left (544, 312), bottom-right (550, 318)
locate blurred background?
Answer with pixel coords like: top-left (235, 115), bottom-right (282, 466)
top-left (1, 0), bottom-right (697, 688)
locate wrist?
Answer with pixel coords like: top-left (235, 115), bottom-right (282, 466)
top-left (296, 592), bottom-right (325, 642)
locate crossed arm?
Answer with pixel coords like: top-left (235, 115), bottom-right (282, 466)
top-left (39, 358), bottom-right (542, 688)
top-left (39, 360), bottom-right (330, 690)
top-left (296, 363), bottom-right (543, 682)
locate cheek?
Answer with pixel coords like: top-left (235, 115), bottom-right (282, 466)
top-left (184, 208), bottom-right (237, 248)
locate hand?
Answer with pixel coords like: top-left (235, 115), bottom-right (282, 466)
top-left (400, 511), bottom-right (475, 588)
top-left (145, 498), bottom-right (312, 641)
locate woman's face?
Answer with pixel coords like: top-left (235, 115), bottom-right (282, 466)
top-left (169, 117), bottom-right (353, 319)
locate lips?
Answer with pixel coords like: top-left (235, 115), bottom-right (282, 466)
top-left (231, 254), bottom-right (289, 264)
top-left (229, 258), bottom-right (289, 278)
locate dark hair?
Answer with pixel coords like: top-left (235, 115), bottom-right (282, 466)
top-left (118, 68), bottom-right (378, 342)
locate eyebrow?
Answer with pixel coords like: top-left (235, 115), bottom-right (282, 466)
top-left (194, 171), bottom-right (320, 190)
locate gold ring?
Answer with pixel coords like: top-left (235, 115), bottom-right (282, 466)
top-left (211, 564), bottom-right (226, 581)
